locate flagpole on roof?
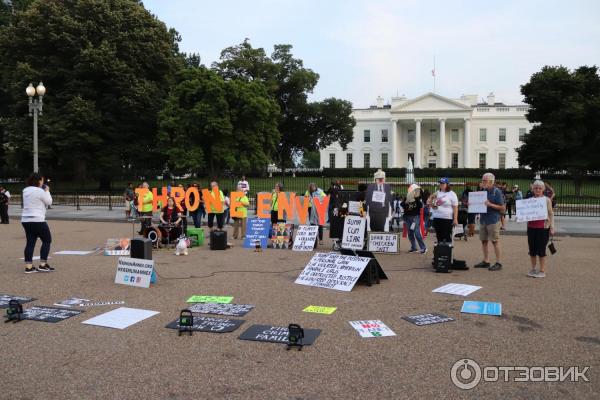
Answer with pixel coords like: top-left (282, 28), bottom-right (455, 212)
top-left (432, 55), bottom-right (436, 93)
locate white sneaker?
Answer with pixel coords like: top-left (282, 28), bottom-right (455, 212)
top-left (527, 269), bottom-right (537, 277)
top-left (532, 271), bottom-right (546, 278)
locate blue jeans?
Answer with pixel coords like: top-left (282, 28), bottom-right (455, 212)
top-left (403, 215), bottom-right (426, 251)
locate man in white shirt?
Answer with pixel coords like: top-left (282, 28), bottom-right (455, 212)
top-left (0, 186), bottom-right (10, 224)
top-left (237, 175), bottom-right (250, 194)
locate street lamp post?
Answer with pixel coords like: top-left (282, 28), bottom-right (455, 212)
top-left (26, 82), bottom-right (46, 173)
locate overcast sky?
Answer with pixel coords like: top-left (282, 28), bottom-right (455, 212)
top-left (143, 0), bottom-right (600, 107)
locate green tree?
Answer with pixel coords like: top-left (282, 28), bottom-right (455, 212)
top-left (518, 65), bottom-right (600, 192)
top-left (298, 150), bottom-right (321, 168)
top-left (0, 0), bottom-right (181, 187)
top-left (213, 40), bottom-right (355, 177)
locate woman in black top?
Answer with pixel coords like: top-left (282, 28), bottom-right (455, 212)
top-left (160, 197), bottom-right (183, 241)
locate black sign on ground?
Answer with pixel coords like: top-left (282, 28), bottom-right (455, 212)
top-left (22, 306), bottom-right (84, 323)
top-left (0, 294), bottom-right (36, 309)
top-left (402, 313), bottom-right (455, 326)
top-left (188, 303), bottom-right (254, 317)
top-left (238, 325), bottom-right (321, 345)
top-left (165, 316), bottom-right (245, 333)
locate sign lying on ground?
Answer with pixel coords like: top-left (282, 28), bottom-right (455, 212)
top-left (0, 294), bottom-right (36, 309)
top-left (349, 320), bottom-right (396, 338)
top-left (186, 296), bottom-right (233, 304)
top-left (295, 252), bottom-right (371, 292)
top-left (341, 216), bottom-right (366, 250)
top-left (402, 313), bottom-right (455, 326)
top-left (461, 301), bottom-right (502, 316)
top-left (54, 298), bottom-right (91, 307)
top-left (292, 225), bottom-right (319, 251)
top-left (243, 218), bottom-right (271, 249)
top-left (238, 325), bottom-right (321, 345)
top-left (82, 307), bottom-right (159, 330)
top-left (165, 316), bottom-right (245, 333)
top-left (367, 232), bottom-right (399, 254)
top-left (54, 250), bottom-right (94, 255)
top-left (23, 306), bottom-right (84, 323)
top-left (188, 303), bottom-right (254, 317)
top-left (104, 238), bottom-right (130, 256)
top-left (115, 257), bottom-right (154, 288)
top-left (516, 197), bottom-right (548, 222)
top-left (432, 283), bottom-right (482, 297)
top-left (303, 305), bottom-right (337, 315)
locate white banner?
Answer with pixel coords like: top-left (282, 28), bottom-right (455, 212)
top-left (367, 232), bottom-right (399, 254)
top-left (516, 197), bottom-right (548, 222)
top-left (468, 191), bottom-right (488, 214)
top-left (114, 257), bottom-right (154, 288)
top-left (341, 215), bottom-right (366, 250)
top-left (349, 320), bottom-right (396, 338)
top-left (295, 252), bottom-right (370, 292)
top-left (292, 225), bottom-right (319, 251)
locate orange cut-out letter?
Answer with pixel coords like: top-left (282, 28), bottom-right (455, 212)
top-left (152, 187), bottom-right (169, 212)
top-left (185, 187), bottom-right (200, 212)
top-left (229, 191), bottom-right (245, 218)
top-left (313, 195), bottom-right (330, 226)
top-left (135, 188), bottom-right (148, 211)
top-left (170, 187), bottom-right (185, 211)
top-left (201, 187), bottom-right (223, 213)
top-left (294, 195), bottom-right (310, 225)
top-left (257, 192), bottom-right (271, 218)
top-left (277, 192), bottom-right (295, 221)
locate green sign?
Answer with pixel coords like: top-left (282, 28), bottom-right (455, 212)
top-left (186, 296), bottom-right (233, 304)
top-left (302, 305), bottom-right (337, 315)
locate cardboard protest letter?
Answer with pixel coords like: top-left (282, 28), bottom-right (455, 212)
top-left (256, 192), bottom-right (272, 218)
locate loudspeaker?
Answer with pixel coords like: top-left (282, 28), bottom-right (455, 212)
top-left (210, 230), bottom-right (227, 250)
top-left (433, 242), bottom-right (452, 273)
top-left (131, 238), bottom-right (152, 260)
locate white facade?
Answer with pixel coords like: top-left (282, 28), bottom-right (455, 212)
top-left (320, 92), bottom-right (533, 169)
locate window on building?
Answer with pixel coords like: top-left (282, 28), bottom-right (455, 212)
top-left (363, 153), bottom-right (370, 169)
top-left (381, 153), bottom-right (388, 169)
top-left (346, 153), bottom-right (353, 168)
top-left (451, 129), bottom-right (459, 143)
top-left (408, 129), bottom-right (415, 142)
top-left (479, 128), bottom-right (487, 142)
top-left (364, 130), bottom-right (370, 143)
top-left (429, 129), bottom-right (437, 143)
top-left (381, 129), bottom-right (388, 143)
top-left (329, 153), bottom-right (336, 169)
top-left (408, 153), bottom-right (415, 164)
top-left (479, 153), bottom-right (487, 169)
top-left (451, 153), bottom-right (459, 168)
top-left (499, 128), bottom-right (506, 142)
top-left (498, 153), bottom-right (506, 169)
top-left (519, 128), bottom-right (527, 141)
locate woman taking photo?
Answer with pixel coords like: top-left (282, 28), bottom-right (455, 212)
top-left (21, 173), bottom-right (54, 273)
top-left (428, 177), bottom-right (458, 243)
top-left (526, 180), bottom-right (555, 278)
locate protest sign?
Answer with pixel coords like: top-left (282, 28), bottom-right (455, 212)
top-left (54, 298), bottom-right (91, 307)
top-left (303, 305), bottom-right (337, 315)
top-left (165, 316), bottom-right (245, 333)
top-left (432, 283), bottom-right (482, 297)
top-left (114, 257), bottom-right (154, 288)
top-left (348, 201), bottom-right (361, 215)
top-left (294, 252), bottom-right (370, 292)
top-left (292, 225), bottom-right (319, 251)
top-left (22, 306), bottom-right (83, 323)
top-left (349, 320), bottom-right (396, 338)
top-left (461, 301), bottom-right (502, 316)
top-left (188, 303), bottom-right (254, 317)
top-left (271, 223), bottom-right (294, 249)
top-left (402, 313), bottom-right (455, 326)
top-left (243, 218), bottom-right (271, 249)
top-left (238, 325), bottom-right (321, 345)
top-left (82, 307), bottom-right (159, 330)
top-left (468, 191), bottom-right (487, 213)
top-left (367, 232), bottom-right (399, 254)
top-left (186, 296), bottom-right (233, 304)
top-left (104, 238), bottom-right (130, 256)
top-left (516, 197), bottom-right (548, 222)
top-left (341, 215), bottom-right (366, 250)
top-left (0, 294), bottom-right (36, 309)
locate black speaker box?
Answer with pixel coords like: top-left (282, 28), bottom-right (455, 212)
top-left (433, 242), bottom-right (452, 273)
top-left (131, 238), bottom-right (152, 260)
top-left (210, 230), bottom-right (227, 250)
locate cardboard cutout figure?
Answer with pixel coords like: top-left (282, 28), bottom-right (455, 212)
top-left (365, 169), bottom-right (392, 232)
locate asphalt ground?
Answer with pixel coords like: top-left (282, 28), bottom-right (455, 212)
top-left (0, 220), bottom-right (599, 400)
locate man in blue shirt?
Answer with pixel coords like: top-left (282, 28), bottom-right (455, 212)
top-left (474, 172), bottom-right (506, 271)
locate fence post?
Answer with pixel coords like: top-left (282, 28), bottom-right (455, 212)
top-left (76, 192), bottom-right (80, 211)
top-left (108, 191), bottom-right (112, 211)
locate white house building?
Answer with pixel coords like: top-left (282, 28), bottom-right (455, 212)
top-left (320, 92), bottom-right (533, 169)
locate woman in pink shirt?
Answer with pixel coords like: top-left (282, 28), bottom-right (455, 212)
top-left (526, 180), bottom-right (555, 278)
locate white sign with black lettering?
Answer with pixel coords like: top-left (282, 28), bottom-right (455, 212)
top-left (516, 197), bottom-right (548, 222)
top-left (295, 252), bottom-right (371, 292)
top-left (114, 257), bottom-right (154, 288)
top-left (367, 232), bottom-right (399, 254)
top-left (292, 225), bottom-right (319, 251)
top-left (341, 215), bottom-right (366, 250)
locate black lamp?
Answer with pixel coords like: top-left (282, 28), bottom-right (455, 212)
top-left (5, 300), bottom-right (23, 323)
top-left (287, 323), bottom-right (304, 351)
top-left (178, 309), bottom-right (193, 336)
top-left (254, 239), bottom-right (262, 252)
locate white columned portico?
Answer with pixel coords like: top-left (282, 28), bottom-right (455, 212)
top-left (415, 118), bottom-right (422, 168)
top-left (463, 118), bottom-right (471, 168)
top-left (439, 118), bottom-right (446, 168)
top-left (391, 119), bottom-right (398, 167)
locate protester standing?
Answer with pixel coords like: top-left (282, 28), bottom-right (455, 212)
top-left (0, 185), bottom-right (10, 224)
top-left (271, 183), bottom-right (284, 225)
top-left (207, 181), bottom-right (225, 230)
top-left (526, 180), bottom-right (555, 278)
top-left (123, 183), bottom-right (134, 219)
top-left (232, 185), bottom-right (249, 240)
top-left (237, 175), bottom-right (250, 195)
top-left (138, 182), bottom-right (153, 234)
top-left (21, 173), bottom-right (54, 273)
top-left (474, 173), bottom-right (505, 271)
top-left (401, 184), bottom-right (427, 253)
top-left (429, 177), bottom-right (458, 244)
top-left (306, 183), bottom-right (326, 244)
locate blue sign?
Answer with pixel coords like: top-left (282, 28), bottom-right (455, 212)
top-left (243, 218), bottom-right (271, 249)
top-left (461, 301), bottom-right (502, 316)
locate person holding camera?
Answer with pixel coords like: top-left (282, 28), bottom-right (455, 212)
top-left (21, 173), bottom-right (54, 273)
